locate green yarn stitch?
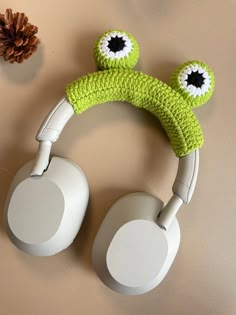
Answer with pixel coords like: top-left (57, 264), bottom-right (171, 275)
top-left (94, 30), bottom-right (139, 70)
top-left (170, 60), bottom-right (215, 108)
top-left (66, 69), bottom-right (204, 157)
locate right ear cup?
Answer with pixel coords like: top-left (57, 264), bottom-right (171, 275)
top-left (92, 193), bottom-right (180, 295)
top-left (4, 157), bottom-right (89, 256)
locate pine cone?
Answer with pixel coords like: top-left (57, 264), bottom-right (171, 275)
top-left (0, 8), bottom-right (40, 63)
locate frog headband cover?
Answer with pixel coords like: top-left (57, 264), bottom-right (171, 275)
top-left (66, 30), bottom-right (214, 157)
top-left (32, 30), bottom-right (215, 229)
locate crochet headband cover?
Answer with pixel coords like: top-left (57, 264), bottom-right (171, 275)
top-left (66, 30), bottom-right (215, 157)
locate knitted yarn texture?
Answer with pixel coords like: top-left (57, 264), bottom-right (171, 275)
top-left (66, 30), bottom-right (215, 157)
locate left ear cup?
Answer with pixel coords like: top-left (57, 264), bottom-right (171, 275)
top-left (4, 157), bottom-right (89, 256)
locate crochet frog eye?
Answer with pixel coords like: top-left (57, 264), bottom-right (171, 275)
top-left (170, 61), bottom-right (215, 108)
top-left (94, 30), bottom-right (139, 70)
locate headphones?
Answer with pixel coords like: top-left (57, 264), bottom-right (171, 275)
top-left (4, 30), bottom-right (215, 295)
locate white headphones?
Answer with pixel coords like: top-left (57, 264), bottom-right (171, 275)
top-left (4, 30), bottom-right (214, 295)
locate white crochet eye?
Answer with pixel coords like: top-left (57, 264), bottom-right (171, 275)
top-left (179, 64), bottom-right (211, 98)
top-left (99, 31), bottom-right (132, 59)
top-left (94, 30), bottom-right (139, 70)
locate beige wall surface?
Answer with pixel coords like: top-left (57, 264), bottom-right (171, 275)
top-left (0, 1), bottom-right (235, 314)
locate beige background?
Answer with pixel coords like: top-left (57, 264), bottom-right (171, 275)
top-left (0, 0), bottom-right (235, 314)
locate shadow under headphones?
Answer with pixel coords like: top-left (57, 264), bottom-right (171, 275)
top-left (4, 30), bottom-right (215, 295)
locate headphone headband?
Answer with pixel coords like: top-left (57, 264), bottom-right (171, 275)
top-left (32, 98), bottom-right (199, 230)
top-left (66, 69), bottom-right (202, 157)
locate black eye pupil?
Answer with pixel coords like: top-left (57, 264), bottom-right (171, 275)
top-left (186, 71), bottom-right (205, 88)
top-left (108, 36), bottom-right (126, 52)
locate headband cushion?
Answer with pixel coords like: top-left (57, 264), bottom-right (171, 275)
top-left (66, 69), bottom-right (203, 157)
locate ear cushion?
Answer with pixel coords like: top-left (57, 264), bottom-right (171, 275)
top-left (92, 192), bottom-right (180, 295)
top-left (66, 69), bottom-right (203, 157)
top-left (4, 157), bottom-right (89, 256)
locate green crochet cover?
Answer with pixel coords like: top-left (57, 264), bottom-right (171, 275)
top-left (66, 69), bottom-right (203, 157)
top-left (65, 30), bottom-right (215, 157)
